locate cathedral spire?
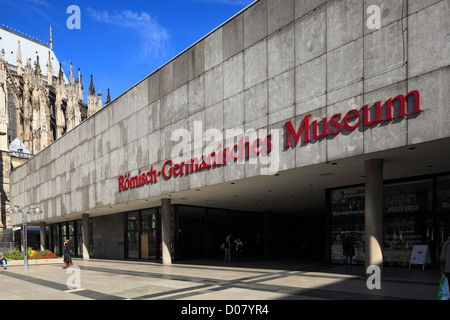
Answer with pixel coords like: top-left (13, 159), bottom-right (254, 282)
top-left (17, 40), bottom-right (22, 76)
top-left (77, 67), bottom-right (83, 99)
top-left (87, 75), bottom-right (99, 117)
top-left (69, 61), bottom-right (74, 85)
top-left (58, 62), bottom-right (64, 85)
top-left (49, 25), bottom-right (53, 50)
top-left (47, 51), bottom-right (52, 85)
top-left (35, 55), bottom-right (41, 76)
top-left (97, 89), bottom-right (102, 109)
top-left (89, 74), bottom-right (95, 96)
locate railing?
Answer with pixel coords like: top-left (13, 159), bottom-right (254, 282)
top-left (0, 242), bottom-right (14, 253)
top-left (9, 151), bottom-right (34, 159)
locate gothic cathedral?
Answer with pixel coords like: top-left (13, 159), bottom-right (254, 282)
top-left (0, 25), bottom-right (106, 238)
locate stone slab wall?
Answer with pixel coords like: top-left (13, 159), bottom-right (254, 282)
top-left (9, 0), bottom-right (450, 225)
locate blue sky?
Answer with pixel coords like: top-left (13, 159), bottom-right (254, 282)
top-left (0, 0), bottom-right (254, 103)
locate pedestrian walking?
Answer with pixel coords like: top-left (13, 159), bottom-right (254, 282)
top-left (63, 239), bottom-right (74, 268)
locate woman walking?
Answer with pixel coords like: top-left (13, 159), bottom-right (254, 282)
top-left (63, 239), bottom-right (74, 269)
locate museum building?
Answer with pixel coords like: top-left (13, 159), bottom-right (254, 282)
top-left (8, 0), bottom-right (450, 271)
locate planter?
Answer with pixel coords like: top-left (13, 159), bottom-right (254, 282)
top-left (6, 258), bottom-right (64, 267)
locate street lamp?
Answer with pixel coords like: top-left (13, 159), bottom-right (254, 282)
top-left (9, 205), bottom-right (42, 269)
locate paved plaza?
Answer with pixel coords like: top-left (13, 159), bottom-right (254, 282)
top-left (0, 258), bottom-right (441, 302)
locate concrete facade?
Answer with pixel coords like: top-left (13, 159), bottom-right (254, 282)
top-left (7, 0), bottom-right (450, 262)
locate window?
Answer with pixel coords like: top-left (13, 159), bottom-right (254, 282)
top-left (437, 176), bottom-right (450, 213)
top-left (330, 187), bottom-right (365, 265)
top-left (383, 180), bottom-right (432, 266)
top-left (330, 179), bottom-right (435, 265)
top-left (126, 212), bottom-right (140, 259)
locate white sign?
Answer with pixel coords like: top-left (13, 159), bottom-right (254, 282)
top-left (409, 245), bottom-right (431, 270)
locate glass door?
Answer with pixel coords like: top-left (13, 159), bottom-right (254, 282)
top-left (76, 221), bottom-right (82, 257)
top-left (68, 221), bottom-right (75, 256)
top-left (142, 209), bottom-right (160, 260)
top-left (127, 212), bottom-right (140, 259)
top-left (61, 223), bottom-right (67, 254)
top-left (52, 224), bottom-right (60, 255)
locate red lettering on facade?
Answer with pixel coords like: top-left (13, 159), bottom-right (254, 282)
top-left (119, 167), bottom-right (158, 192)
top-left (344, 109), bottom-right (361, 131)
top-left (285, 90), bottom-right (421, 148)
top-left (285, 115), bottom-right (311, 148)
top-left (119, 134), bottom-right (273, 191)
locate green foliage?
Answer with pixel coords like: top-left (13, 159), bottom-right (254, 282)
top-left (3, 247), bottom-right (58, 260)
top-left (4, 247), bottom-right (24, 260)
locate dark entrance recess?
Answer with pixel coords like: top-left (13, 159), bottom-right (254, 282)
top-left (268, 214), bottom-right (327, 260)
top-left (174, 205), bottom-right (327, 262)
top-left (175, 205), bottom-right (265, 260)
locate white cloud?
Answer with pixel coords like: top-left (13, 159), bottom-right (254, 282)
top-left (26, 0), bottom-right (51, 8)
top-left (87, 8), bottom-right (170, 61)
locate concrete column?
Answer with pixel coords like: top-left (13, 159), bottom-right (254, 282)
top-left (365, 159), bottom-right (384, 274)
top-left (39, 222), bottom-right (46, 251)
top-left (48, 225), bottom-right (53, 252)
top-left (82, 214), bottom-right (90, 260)
top-left (263, 212), bottom-right (271, 258)
top-left (161, 198), bottom-right (172, 265)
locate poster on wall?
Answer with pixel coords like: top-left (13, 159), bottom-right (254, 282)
top-left (331, 188), bottom-right (365, 217)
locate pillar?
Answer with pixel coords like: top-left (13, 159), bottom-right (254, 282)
top-left (365, 159), bottom-right (384, 274)
top-left (161, 198), bottom-right (172, 265)
top-left (263, 212), bottom-right (271, 258)
top-left (40, 222), bottom-right (46, 251)
top-left (48, 225), bottom-right (53, 252)
top-left (82, 214), bottom-right (90, 260)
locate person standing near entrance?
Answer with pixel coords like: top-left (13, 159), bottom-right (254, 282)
top-left (342, 233), bottom-right (355, 269)
top-left (234, 238), bottom-right (243, 262)
top-left (440, 235), bottom-right (450, 278)
top-left (63, 239), bottom-right (74, 269)
top-left (224, 234), bottom-right (232, 263)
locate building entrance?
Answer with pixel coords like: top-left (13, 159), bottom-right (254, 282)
top-left (125, 209), bottom-right (161, 260)
top-left (268, 214), bottom-right (327, 260)
top-left (175, 205), bottom-right (264, 260)
top-left (174, 205), bottom-right (327, 262)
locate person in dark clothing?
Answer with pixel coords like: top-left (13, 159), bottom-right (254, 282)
top-left (440, 235), bottom-right (450, 279)
top-left (342, 233), bottom-right (355, 269)
top-left (224, 235), bottom-right (232, 263)
top-left (63, 239), bottom-right (74, 268)
top-left (234, 238), bottom-right (243, 262)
